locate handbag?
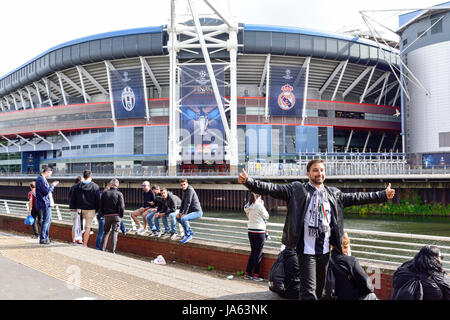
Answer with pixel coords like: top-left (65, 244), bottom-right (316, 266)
top-left (24, 215), bottom-right (35, 226)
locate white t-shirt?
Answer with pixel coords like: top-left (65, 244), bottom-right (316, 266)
top-left (303, 183), bottom-right (332, 255)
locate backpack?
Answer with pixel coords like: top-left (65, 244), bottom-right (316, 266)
top-left (392, 278), bottom-right (424, 300)
top-left (268, 248), bottom-right (300, 299)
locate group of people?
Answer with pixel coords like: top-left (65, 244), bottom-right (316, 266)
top-left (239, 158), bottom-right (449, 300)
top-left (25, 160), bottom-right (449, 300)
top-left (26, 168), bottom-right (204, 253)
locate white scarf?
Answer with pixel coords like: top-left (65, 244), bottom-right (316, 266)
top-left (307, 185), bottom-right (330, 238)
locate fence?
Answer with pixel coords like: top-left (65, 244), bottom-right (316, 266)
top-left (0, 199), bottom-right (448, 272)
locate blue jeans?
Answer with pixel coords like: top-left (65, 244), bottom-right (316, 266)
top-left (177, 211), bottom-right (203, 236)
top-left (39, 207), bottom-right (52, 242)
top-left (96, 216), bottom-right (104, 250)
top-left (146, 211), bottom-right (158, 231)
top-left (96, 216), bottom-right (126, 250)
top-left (168, 211), bottom-right (179, 234)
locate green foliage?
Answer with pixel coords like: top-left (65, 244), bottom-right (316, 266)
top-left (207, 265), bottom-right (215, 271)
top-left (344, 198), bottom-right (450, 217)
top-left (236, 270), bottom-right (244, 276)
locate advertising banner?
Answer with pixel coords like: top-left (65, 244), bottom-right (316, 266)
top-left (422, 153), bottom-right (450, 168)
top-left (111, 67), bottom-right (147, 119)
top-left (269, 65), bottom-right (306, 117)
top-left (180, 65), bottom-right (226, 163)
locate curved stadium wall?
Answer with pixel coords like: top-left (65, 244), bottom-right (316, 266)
top-left (0, 23), bottom-right (401, 174)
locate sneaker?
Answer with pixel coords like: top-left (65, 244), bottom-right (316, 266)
top-left (32, 235), bottom-right (39, 239)
top-left (170, 233), bottom-right (178, 240)
top-left (161, 231), bottom-right (170, 237)
top-left (155, 231), bottom-right (162, 238)
top-left (243, 272), bottom-right (253, 280)
top-left (136, 228), bottom-right (146, 235)
top-left (188, 230), bottom-right (195, 236)
top-left (148, 230), bottom-right (158, 237)
top-left (180, 234), bottom-right (192, 244)
top-left (252, 274), bottom-right (264, 282)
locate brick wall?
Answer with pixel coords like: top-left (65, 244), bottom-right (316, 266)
top-left (0, 214), bottom-right (395, 300)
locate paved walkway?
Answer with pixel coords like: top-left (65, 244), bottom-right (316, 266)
top-left (0, 231), bottom-right (281, 300)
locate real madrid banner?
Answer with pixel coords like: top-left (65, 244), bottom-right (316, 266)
top-left (180, 64), bottom-right (226, 162)
top-left (111, 67), bottom-right (146, 119)
top-left (269, 65), bottom-right (306, 117)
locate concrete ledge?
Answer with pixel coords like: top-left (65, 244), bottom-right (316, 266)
top-left (0, 214), bottom-right (396, 300)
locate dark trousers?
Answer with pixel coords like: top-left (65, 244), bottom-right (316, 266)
top-left (30, 207), bottom-right (42, 236)
top-left (297, 252), bottom-right (330, 300)
top-left (101, 215), bottom-right (121, 253)
top-left (246, 232), bottom-right (265, 276)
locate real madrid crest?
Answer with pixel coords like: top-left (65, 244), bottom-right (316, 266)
top-left (121, 72), bottom-right (135, 112)
top-left (278, 84), bottom-right (296, 111)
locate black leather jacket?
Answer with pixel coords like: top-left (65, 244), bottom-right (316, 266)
top-left (244, 178), bottom-right (388, 254)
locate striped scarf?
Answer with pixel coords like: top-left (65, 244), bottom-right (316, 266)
top-left (307, 187), bottom-right (330, 238)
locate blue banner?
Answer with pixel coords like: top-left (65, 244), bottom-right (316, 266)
top-left (422, 153), bottom-right (450, 168)
top-left (180, 65), bottom-right (226, 163)
top-left (111, 67), bottom-right (146, 119)
top-left (22, 151), bottom-right (42, 174)
top-left (269, 65), bottom-right (306, 117)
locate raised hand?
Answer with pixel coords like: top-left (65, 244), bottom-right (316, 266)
top-left (238, 168), bottom-right (248, 184)
top-left (386, 183), bottom-right (395, 199)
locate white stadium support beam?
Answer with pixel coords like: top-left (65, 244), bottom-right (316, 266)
top-left (33, 82), bottom-right (43, 105)
top-left (344, 129), bottom-right (354, 153)
top-left (58, 71), bottom-right (91, 102)
top-left (376, 73), bottom-right (390, 105)
top-left (2, 136), bottom-right (21, 151)
top-left (18, 90), bottom-right (26, 109)
top-left (56, 72), bottom-right (68, 106)
top-left (331, 59), bottom-right (348, 101)
top-left (259, 54), bottom-right (271, 96)
top-left (319, 60), bottom-right (346, 96)
top-left (362, 131), bottom-right (371, 153)
top-left (34, 133), bottom-right (54, 149)
top-left (104, 61), bottom-right (117, 127)
top-left (392, 134), bottom-right (399, 152)
top-left (139, 57), bottom-right (150, 123)
top-left (361, 71), bottom-right (390, 103)
top-left (76, 66), bottom-right (89, 104)
top-left (25, 87), bottom-right (34, 109)
top-left (301, 56), bottom-right (311, 126)
top-left (77, 65), bottom-right (109, 96)
top-left (389, 85), bottom-right (401, 106)
top-left (10, 94), bottom-right (18, 110)
top-left (342, 66), bottom-right (373, 99)
top-left (0, 140), bottom-right (8, 152)
top-left (359, 66), bottom-right (376, 103)
top-left (377, 132), bottom-right (386, 153)
top-left (16, 134), bottom-right (36, 150)
top-left (140, 56), bottom-right (162, 98)
top-left (3, 97), bottom-right (11, 110)
top-left (264, 54), bottom-right (271, 120)
top-left (58, 130), bottom-right (71, 148)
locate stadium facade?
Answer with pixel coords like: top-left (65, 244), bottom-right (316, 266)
top-left (397, 2), bottom-right (450, 168)
top-left (0, 7), bottom-right (403, 176)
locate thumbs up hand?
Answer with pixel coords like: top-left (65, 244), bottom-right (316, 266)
top-left (386, 183), bottom-right (395, 199)
top-left (238, 168), bottom-right (248, 184)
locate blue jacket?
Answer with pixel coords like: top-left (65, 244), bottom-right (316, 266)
top-left (35, 175), bottom-right (55, 210)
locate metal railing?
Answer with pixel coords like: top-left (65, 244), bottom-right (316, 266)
top-left (0, 198), bottom-right (449, 272)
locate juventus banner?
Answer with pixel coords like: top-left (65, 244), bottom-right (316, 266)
top-left (269, 65), bottom-right (306, 117)
top-left (111, 67), bottom-right (146, 119)
top-left (180, 65), bottom-right (226, 162)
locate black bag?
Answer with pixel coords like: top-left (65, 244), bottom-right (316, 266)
top-left (324, 262), bottom-right (338, 300)
top-left (268, 248), bottom-right (300, 299)
top-left (392, 278), bottom-right (423, 300)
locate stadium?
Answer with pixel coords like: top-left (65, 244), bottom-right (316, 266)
top-left (0, 3), bottom-right (408, 176)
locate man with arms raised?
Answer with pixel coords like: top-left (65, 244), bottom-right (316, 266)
top-left (238, 159), bottom-right (395, 300)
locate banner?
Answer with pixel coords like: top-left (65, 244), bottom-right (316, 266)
top-left (180, 65), bottom-right (226, 163)
top-left (111, 67), bottom-right (146, 119)
top-left (269, 65), bottom-right (306, 117)
top-left (422, 153), bottom-right (450, 168)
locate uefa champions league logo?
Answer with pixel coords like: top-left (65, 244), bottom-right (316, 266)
top-left (195, 70), bottom-right (210, 85)
top-left (283, 69), bottom-right (293, 80)
top-left (121, 72), bottom-right (136, 112)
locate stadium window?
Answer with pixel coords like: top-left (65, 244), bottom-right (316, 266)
top-left (106, 143), bottom-right (114, 148)
top-left (83, 145), bottom-right (89, 149)
top-left (91, 129), bottom-right (98, 133)
top-left (99, 144), bottom-right (106, 148)
top-left (431, 18), bottom-right (443, 34)
top-left (91, 144), bottom-right (98, 148)
top-left (106, 128), bottom-right (114, 133)
top-left (417, 31), bottom-right (426, 39)
top-left (98, 128), bottom-right (106, 133)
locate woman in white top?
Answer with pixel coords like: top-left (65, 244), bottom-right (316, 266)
top-left (244, 192), bottom-right (270, 281)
